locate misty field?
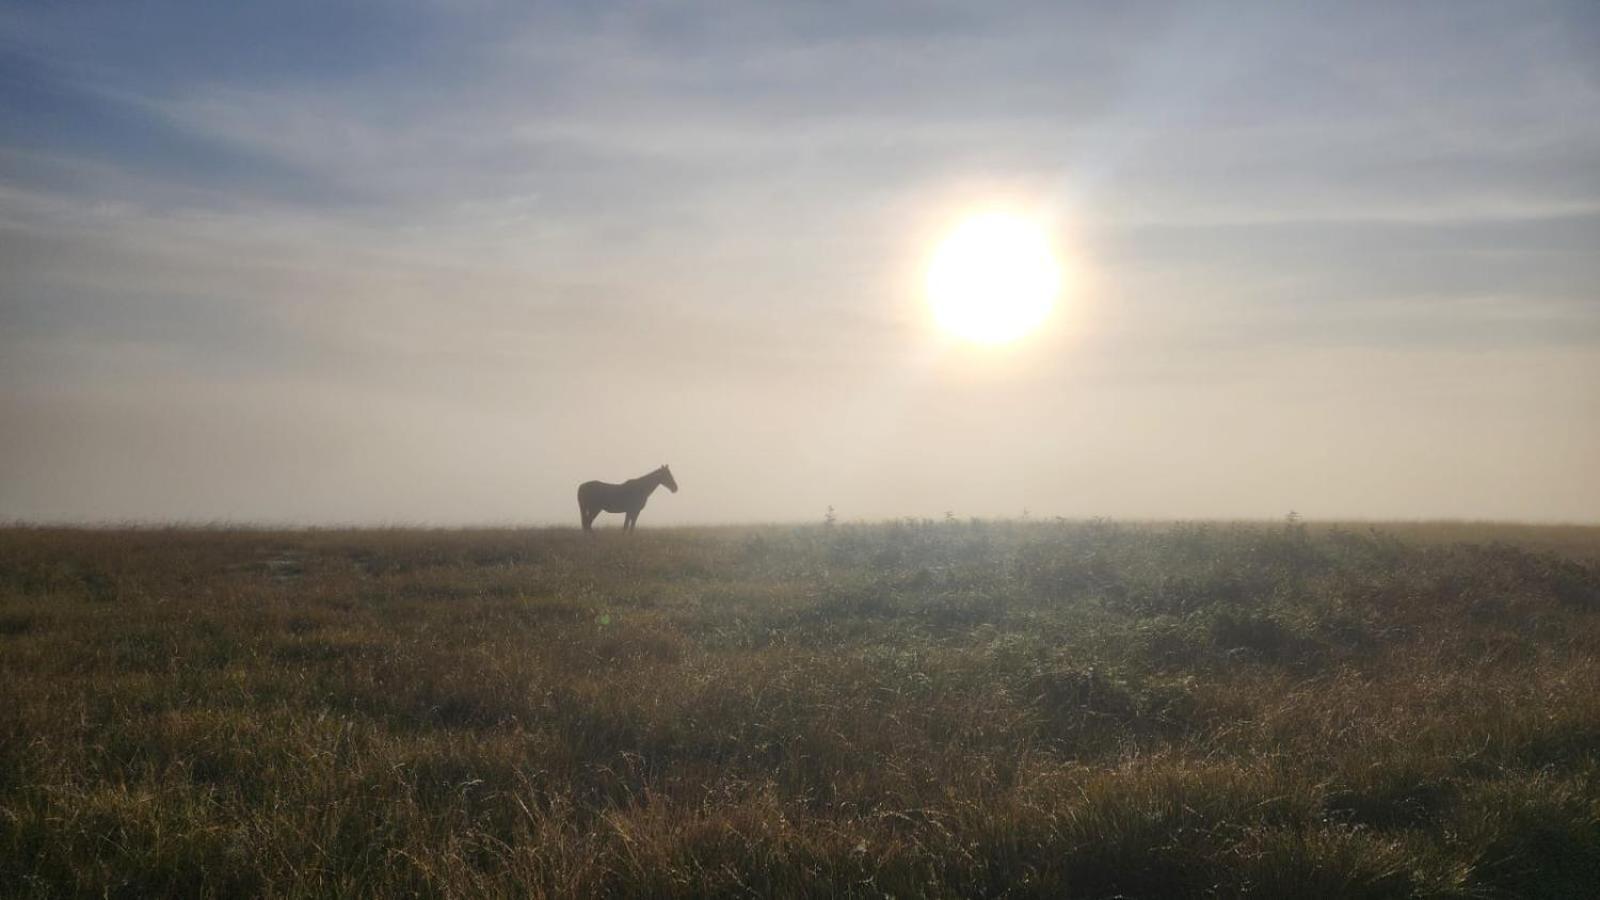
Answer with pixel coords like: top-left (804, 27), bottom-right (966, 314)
top-left (2, 522), bottom-right (1599, 898)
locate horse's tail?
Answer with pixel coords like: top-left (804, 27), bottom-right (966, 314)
top-left (577, 482), bottom-right (597, 532)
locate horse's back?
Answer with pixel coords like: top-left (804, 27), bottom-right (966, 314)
top-left (578, 480), bottom-right (618, 506)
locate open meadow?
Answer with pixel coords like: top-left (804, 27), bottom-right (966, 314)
top-left (3, 521), bottom-right (1599, 898)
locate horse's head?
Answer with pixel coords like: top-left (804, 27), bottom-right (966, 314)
top-left (659, 464), bottom-right (678, 493)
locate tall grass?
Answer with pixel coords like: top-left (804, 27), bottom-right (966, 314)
top-left (2, 521), bottom-right (1598, 897)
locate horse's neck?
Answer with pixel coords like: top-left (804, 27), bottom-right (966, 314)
top-left (631, 472), bottom-right (662, 493)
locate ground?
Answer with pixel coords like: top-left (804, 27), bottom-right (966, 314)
top-left (2, 520), bottom-right (1599, 897)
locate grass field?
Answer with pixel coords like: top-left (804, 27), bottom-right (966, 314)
top-left (3, 520), bottom-right (1599, 898)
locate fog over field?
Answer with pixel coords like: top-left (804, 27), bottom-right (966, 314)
top-left (5, 7), bottom-right (1600, 895)
top-left (3, 2), bottom-right (1598, 525)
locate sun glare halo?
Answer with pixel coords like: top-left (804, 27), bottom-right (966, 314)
top-left (925, 212), bottom-right (1061, 345)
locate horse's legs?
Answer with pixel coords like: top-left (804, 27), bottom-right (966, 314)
top-left (624, 510), bottom-right (637, 531)
top-left (581, 503), bottom-right (598, 532)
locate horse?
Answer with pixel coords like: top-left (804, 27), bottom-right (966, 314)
top-left (578, 465), bottom-right (678, 532)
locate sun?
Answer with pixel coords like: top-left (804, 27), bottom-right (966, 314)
top-left (925, 212), bottom-right (1061, 345)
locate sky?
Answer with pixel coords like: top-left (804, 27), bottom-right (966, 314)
top-left (2, 0), bottom-right (1598, 525)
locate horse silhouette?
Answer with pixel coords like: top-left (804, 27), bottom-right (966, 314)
top-left (578, 465), bottom-right (678, 532)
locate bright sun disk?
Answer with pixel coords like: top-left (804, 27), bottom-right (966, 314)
top-left (925, 212), bottom-right (1061, 345)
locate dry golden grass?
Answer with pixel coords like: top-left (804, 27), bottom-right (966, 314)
top-left (2, 520), bottom-right (1598, 897)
